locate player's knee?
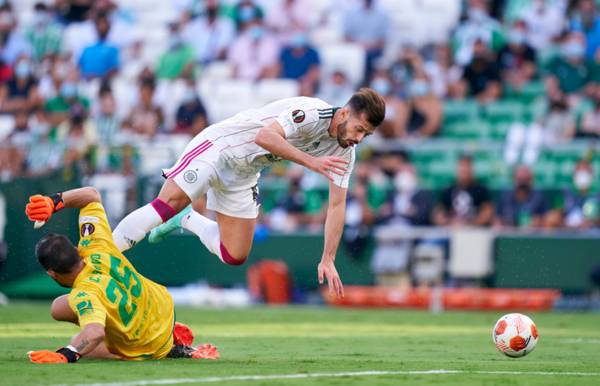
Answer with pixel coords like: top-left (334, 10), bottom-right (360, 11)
top-left (219, 242), bottom-right (248, 266)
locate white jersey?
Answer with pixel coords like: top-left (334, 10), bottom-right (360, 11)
top-left (201, 96), bottom-right (356, 189)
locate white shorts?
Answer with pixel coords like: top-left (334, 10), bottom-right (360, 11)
top-left (162, 137), bottom-right (260, 219)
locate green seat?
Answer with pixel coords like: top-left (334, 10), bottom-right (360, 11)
top-left (442, 120), bottom-right (491, 140)
top-left (442, 99), bottom-right (480, 126)
top-left (490, 122), bottom-right (511, 140)
top-left (484, 101), bottom-right (525, 124)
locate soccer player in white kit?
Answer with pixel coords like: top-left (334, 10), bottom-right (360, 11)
top-left (112, 88), bottom-right (385, 298)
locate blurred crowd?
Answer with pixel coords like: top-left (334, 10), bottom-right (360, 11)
top-left (0, 0), bottom-right (599, 234)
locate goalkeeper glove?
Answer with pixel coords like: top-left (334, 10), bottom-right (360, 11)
top-left (28, 346), bottom-right (81, 364)
top-left (25, 193), bottom-right (65, 223)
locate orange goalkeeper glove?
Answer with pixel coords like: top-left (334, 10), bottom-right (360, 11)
top-left (25, 194), bottom-right (65, 223)
top-left (28, 350), bottom-right (68, 364)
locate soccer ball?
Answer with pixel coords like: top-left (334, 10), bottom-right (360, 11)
top-left (492, 313), bottom-right (539, 358)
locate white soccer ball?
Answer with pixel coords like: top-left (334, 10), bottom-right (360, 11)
top-left (492, 313), bottom-right (539, 358)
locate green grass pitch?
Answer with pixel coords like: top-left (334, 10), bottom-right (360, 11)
top-left (1, 302), bottom-right (599, 386)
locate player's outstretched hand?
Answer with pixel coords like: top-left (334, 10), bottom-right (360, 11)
top-left (309, 156), bottom-right (348, 182)
top-left (25, 195), bottom-right (56, 223)
top-left (318, 259), bottom-right (344, 298)
top-left (28, 350), bottom-right (68, 364)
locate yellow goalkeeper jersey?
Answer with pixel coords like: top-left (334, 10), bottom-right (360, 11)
top-left (68, 202), bottom-right (174, 360)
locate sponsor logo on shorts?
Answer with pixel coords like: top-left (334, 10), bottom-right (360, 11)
top-left (184, 170), bottom-right (198, 183)
top-left (80, 223), bottom-right (95, 237)
top-left (292, 109), bottom-right (305, 123)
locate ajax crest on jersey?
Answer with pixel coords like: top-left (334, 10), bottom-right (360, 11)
top-left (184, 170), bottom-right (198, 183)
top-left (492, 313), bottom-right (539, 358)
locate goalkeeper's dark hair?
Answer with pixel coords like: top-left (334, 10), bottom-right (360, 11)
top-left (346, 88), bottom-right (386, 128)
top-left (35, 234), bottom-right (80, 274)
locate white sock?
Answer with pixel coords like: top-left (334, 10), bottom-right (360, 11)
top-left (181, 210), bottom-right (223, 261)
top-left (112, 204), bottom-right (163, 251)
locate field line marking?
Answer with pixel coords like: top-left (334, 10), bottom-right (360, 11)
top-left (51, 369), bottom-right (600, 386)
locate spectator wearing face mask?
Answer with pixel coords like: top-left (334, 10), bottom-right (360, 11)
top-left (0, 55), bottom-right (41, 113)
top-left (317, 70), bottom-right (354, 107)
top-left (396, 74), bottom-right (442, 139)
top-left (433, 156), bottom-right (495, 227)
top-left (276, 31), bottom-right (320, 96)
top-left (498, 20), bottom-right (537, 91)
top-left (546, 32), bottom-right (593, 95)
top-left (231, 0), bottom-right (264, 32)
top-left (228, 18), bottom-right (279, 80)
top-left (368, 67), bottom-right (404, 138)
top-left (0, 4), bottom-right (31, 65)
top-left (156, 21), bottom-right (196, 80)
top-left (94, 83), bottom-right (121, 146)
top-left (25, 2), bottom-right (63, 61)
top-left (461, 39), bottom-right (502, 103)
top-left (570, 0), bottom-right (600, 60)
top-left (45, 73), bottom-right (90, 128)
top-left (175, 79), bottom-right (207, 136)
top-left (452, 0), bottom-right (504, 66)
top-left (505, 89), bottom-right (576, 166)
top-left (181, 0), bottom-right (234, 65)
top-left (342, 0), bottom-right (390, 81)
top-left (78, 12), bottom-right (120, 79)
top-left (519, 0), bottom-right (565, 51)
top-left (560, 160), bottom-right (600, 229)
top-left (495, 165), bottom-right (548, 229)
top-left (265, 0), bottom-right (314, 44)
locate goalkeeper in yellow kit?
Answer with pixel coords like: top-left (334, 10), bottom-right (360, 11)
top-left (24, 187), bottom-right (218, 363)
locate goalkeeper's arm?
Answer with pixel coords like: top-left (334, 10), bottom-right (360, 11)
top-left (28, 323), bottom-right (110, 364)
top-left (25, 187), bottom-right (102, 224)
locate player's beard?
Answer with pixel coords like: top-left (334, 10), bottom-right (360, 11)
top-left (336, 120), bottom-right (350, 148)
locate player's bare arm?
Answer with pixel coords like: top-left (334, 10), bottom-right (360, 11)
top-left (318, 181), bottom-right (348, 298)
top-left (255, 121), bottom-right (349, 181)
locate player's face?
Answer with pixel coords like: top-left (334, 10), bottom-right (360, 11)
top-left (336, 113), bottom-right (374, 148)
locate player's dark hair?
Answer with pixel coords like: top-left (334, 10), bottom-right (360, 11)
top-left (35, 234), bottom-right (80, 274)
top-left (346, 88), bottom-right (386, 128)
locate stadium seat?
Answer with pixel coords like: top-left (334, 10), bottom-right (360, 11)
top-left (256, 79), bottom-right (300, 104)
top-left (483, 101), bottom-right (525, 125)
top-left (318, 43), bottom-right (366, 87)
top-left (201, 61), bottom-right (234, 82)
top-left (442, 120), bottom-right (491, 140)
top-left (442, 99), bottom-right (481, 126)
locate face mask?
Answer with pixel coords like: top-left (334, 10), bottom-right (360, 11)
top-left (562, 42), bottom-right (585, 59)
top-left (60, 82), bottom-right (77, 99)
top-left (33, 11), bottom-right (48, 26)
top-left (248, 25), bottom-right (264, 40)
top-left (409, 79), bottom-right (429, 97)
top-left (508, 30), bottom-right (526, 46)
top-left (15, 61), bottom-right (31, 79)
top-left (468, 8), bottom-right (487, 23)
top-left (239, 6), bottom-right (256, 23)
top-left (370, 78), bottom-right (391, 96)
top-left (182, 88), bottom-right (196, 104)
top-left (291, 33), bottom-right (307, 48)
top-left (395, 172), bottom-right (417, 193)
top-left (574, 171), bottom-right (593, 190)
